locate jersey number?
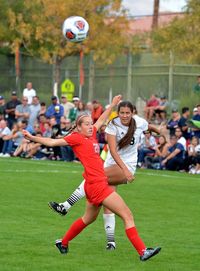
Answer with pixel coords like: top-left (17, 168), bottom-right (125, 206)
top-left (130, 137), bottom-right (135, 145)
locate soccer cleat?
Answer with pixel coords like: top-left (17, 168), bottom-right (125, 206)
top-left (55, 239), bottom-right (68, 254)
top-left (106, 242), bottom-right (116, 250)
top-left (48, 201), bottom-right (67, 216)
top-left (140, 247), bottom-right (161, 261)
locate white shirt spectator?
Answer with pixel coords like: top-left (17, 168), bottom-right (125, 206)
top-left (23, 82), bottom-right (36, 105)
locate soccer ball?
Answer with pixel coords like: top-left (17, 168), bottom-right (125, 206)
top-left (62, 16), bottom-right (89, 43)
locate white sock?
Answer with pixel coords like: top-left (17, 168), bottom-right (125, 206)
top-left (103, 213), bottom-right (116, 244)
top-left (61, 180), bottom-right (86, 211)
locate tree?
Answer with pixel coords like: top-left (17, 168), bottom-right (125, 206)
top-left (5, 0), bottom-right (129, 86)
top-left (152, 0), bottom-right (200, 63)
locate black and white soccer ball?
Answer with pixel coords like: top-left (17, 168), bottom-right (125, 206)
top-left (62, 16), bottom-right (89, 43)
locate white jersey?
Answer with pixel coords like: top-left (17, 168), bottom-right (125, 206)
top-left (104, 115), bottom-right (148, 168)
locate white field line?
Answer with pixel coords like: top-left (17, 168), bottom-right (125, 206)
top-left (0, 158), bottom-right (198, 180)
top-left (0, 169), bottom-right (79, 174)
top-left (0, 158), bottom-right (80, 168)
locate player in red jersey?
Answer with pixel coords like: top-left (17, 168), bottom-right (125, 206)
top-left (22, 95), bottom-right (161, 262)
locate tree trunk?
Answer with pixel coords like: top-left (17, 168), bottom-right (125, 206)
top-left (152, 0), bottom-right (160, 30)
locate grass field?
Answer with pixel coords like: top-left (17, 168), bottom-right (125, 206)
top-left (0, 158), bottom-right (199, 271)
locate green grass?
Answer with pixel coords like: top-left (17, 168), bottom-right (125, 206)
top-left (0, 158), bottom-right (199, 271)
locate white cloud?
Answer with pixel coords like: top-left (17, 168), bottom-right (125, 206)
top-left (122, 0), bottom-right (187, 16)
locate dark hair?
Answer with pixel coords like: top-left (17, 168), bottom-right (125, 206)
top-left (182, 107), bottom-right (189, 114)
top-left (112, 101), bottom-right (136, 150)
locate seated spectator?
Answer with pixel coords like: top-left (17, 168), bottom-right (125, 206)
top-left (1, 122), bottom-right (24, 153)
top-left (0, 95), bottom-right (6, 118)
top-left (0, 119), bottom-right (12, 157)
top-left (85, 101), bottom-right (93, 116)
top-left (178, 107), bottom-right (191, 140)
top-left (175, 127), bottom-right (187, 151)
top-left (192, 104), bottom-right (200, 138)
top-left (161, 135), bottom-right (185, 171)
top-left (29, 96), bottom-right (41, 128)
top-left (38, 114), bottom-right (47, 134)
top-left (5, 91), bottom-right (21, 129)
top-left (97, 124), bottom-right (107, 152)
top-left (166, 109), bottom-right (180, 136)
top-left (137, 130), bottom-right (157, 167)
top-left (13, 132), bottom-right (42, 159)
top-left (46, 96), bottom-right (64, 124)
top-left (58, 118), bottom-right (75, 162)
top-left (49, 116), bottom-right (61, 160)
top-left (15, 97), bottom-right (31, 123)
top-left (68, 96), bottom-right (80, 123)
top-left (154, 96), bottom-right (169, 124)
top-left (186, 136), bottom-right (200, 174)
top-left (91, 100), bottom-right (104, 123)
top-left (61, 95), bottom-right (74, 118)
top-left (144, 135), bottom-right (169, 169)
top-left (144, 94), bottom-right (159, 122)
top-left (39, 102), bottom-right (47, 115)
top-left (77, 101), bottom-right (87, 117)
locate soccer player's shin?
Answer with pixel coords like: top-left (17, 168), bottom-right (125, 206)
top-left (125, 227), bottom-right (146, 256)
top-left (62, 218), bottom-right (87, 247)
top-left (103, 213), bottom-right (116, 250)
top-left (62, 180), bottom-right (86, 210)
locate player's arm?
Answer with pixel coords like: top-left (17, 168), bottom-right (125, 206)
top-left (94, 95), bottom-right (121, 130)
top-left (107, 133), bottom-right (134, 182)
top-left (148, 124), bottom-right (160, 134)
top-left (22, 130), bottom-right (67, 147)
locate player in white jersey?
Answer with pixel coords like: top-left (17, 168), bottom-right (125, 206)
top-left (49, 101), bottom-right (160, 250)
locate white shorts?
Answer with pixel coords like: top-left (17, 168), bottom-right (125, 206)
top-left (104, 161), bottom-right (137, 175)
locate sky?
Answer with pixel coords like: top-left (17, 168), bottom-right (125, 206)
top-left (122, 0), bottom-right (188, 16)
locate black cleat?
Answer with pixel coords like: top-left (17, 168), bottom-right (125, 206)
top-left (55, 239), bottom-right (68, 254)
top-left (140, 247), bottom-right (161, 261)
top-left (48, 201), bottom-right (67, 216)
top-left (106, 242), bottom-right (116, 250)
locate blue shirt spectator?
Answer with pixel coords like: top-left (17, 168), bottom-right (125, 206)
top-left (46, 96), bottom-right (64, 124)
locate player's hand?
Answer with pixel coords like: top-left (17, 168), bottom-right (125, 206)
top-left (111, 95), bottom-right (122, 107)
top-left (22, 130), bottom-right (32, 140)
top-left (123, 167), bottom-right (135, 183)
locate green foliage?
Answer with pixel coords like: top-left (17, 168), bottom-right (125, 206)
top-left (152, 0), bottom-right (200, 63)
top-left (0, 158), bottom-right (199, 271)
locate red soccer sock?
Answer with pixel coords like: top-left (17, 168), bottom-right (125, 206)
top-left (125, 227), bottom-right (146, 256)
top-left (62, 218), bottom-right (87, 247)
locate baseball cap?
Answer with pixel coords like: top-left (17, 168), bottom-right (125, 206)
top-left (51, 95), bottom-right (57, 100)
top-left (12, 91), bottom-right (17, 96)
top-left (172, 109), bottom-right (178, 113)
top-left (0, 95), bottom-right (4, 100)
top-left (72, 96), bottom-right (80, 102)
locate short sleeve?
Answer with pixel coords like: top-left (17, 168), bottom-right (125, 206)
top-left (141, 119), bottom-right (148, 132)
top-left (105, 121), bottom-right (117, 136)
top-left (63, 132), bottom-right (82, 146)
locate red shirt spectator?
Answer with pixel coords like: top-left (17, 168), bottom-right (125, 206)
top-left (91, 100), bottom-right (103, 123)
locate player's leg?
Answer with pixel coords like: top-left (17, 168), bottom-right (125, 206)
top-left (103, 185), bottom-right (117, 250)
top-left (102, 192), bottom-right (161, 261)
top-left (48, 180), bottom-right (86, 215)
top-left (56, 201), bottom-right (101, 254)
top-left (105, 165), bottom-right (135, 185)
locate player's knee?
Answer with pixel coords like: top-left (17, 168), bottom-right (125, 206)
top-left (82, 214), bottom-right (98, 225)
top-left (122, 207), bottom-right (133, 224)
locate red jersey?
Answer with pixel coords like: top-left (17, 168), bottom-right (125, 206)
top-left (63, 127), bottom-right (107, 184)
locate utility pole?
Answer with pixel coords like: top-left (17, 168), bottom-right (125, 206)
top-left (152, 0), bottom-right (160, 30)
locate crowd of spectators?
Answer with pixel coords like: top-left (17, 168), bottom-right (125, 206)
top-left (0, 83), bottom-right (200, 174)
